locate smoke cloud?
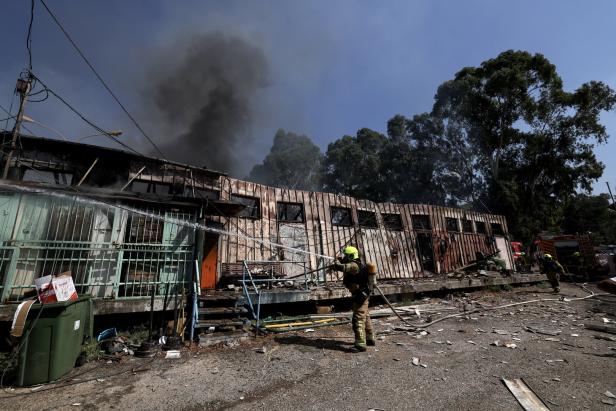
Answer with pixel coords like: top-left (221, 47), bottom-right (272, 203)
top-left (148, 32), bottom-right (269, 174)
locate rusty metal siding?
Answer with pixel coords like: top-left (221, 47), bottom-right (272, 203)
top-left (214, 176), bottom-right (513, 282)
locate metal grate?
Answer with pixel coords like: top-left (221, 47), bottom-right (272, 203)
top-left (1, 192), bottom-right (197, 302)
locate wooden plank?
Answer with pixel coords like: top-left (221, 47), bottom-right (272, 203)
top-left (502, 378), bottom-right (550, 411)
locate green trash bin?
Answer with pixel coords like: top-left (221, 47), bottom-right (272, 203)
top-left (16, 296), bottom-right (93, 386)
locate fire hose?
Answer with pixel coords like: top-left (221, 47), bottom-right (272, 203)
top-left (374, 283), bottom-right (609, 329)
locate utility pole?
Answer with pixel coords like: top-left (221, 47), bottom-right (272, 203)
top-left (3, 75), bottom-right (32, 179)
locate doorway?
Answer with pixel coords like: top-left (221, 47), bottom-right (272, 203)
top-left (201, 232), bottom-right (219, 290)
top-left (416, 233), bottom-right (436, 273)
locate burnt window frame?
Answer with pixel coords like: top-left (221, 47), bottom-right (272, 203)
top-left (445, 217), bottom-right (460, 232)
top-left (130, 180), bottom-right (173, 195)
top-left (277, 202), bottom-right (305, 223)
top-left (411, 214), bottom-right (432, 230)
top-left (23, 169), bottom-right (74, 185)
top-left (357, 209), bottom-right (378, 229)
top-left (475, 221), bottom-right (487, 234)
top-left (187, 187), bottom-right (220, 200)
top-left (382, 213), bottom-right (404, 231)
top-left (490, 223), bottom-right (504, 236)
top-left (230, 194), bottom-right (261, 219)
top-left (462, 219), bottom-right (474, 233)
top-left (330, 206), bottom-right (353, 227)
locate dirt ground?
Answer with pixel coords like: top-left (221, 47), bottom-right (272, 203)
top-left (1, 282), bottom-right (615, 411)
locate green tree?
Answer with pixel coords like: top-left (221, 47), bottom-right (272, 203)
top-left (248, 129), bottom-right (323, 190)
top-left (561, 194), bottom-right (616, 245)
top-left (431, 50), bottom-right (616, 241)
top-left (322, 128), bottom-right (388, 201)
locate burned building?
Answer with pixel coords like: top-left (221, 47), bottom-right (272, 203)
top-left (0, 134), bottom-right (518, 319)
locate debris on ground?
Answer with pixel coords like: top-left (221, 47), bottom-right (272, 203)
top-left (165, 350), bottom-right (181, 359)
top-left (502, 378), bottom-right (550, 411)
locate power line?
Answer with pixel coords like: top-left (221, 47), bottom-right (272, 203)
top-left (26, 0), bottom-right (35, 70)
top-left (0, 102), bottom-right (34, 135)
top-left (39, 0), bottom-right (167, 159)
top-left (30, 73), bottom-right (145, 157)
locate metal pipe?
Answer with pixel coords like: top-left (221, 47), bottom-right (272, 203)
top-left (76, 158), bottom-right (98, 186)
top-left (120, 165), bottom-right (146, 191)
top-left (607, 182), bottom-right (615, 204)
top-left (148, 285), bottom-right (155, 340)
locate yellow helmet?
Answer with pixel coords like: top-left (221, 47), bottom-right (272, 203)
top-left (544, 253), bottom-right (553, 260)
top-left (573, 251), bottom-right (581, 257)
top-left (343, 246), bottom-right (359, 260)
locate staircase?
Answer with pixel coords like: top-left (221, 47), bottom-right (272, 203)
top-left (194, 291), bottom-right (253, 346)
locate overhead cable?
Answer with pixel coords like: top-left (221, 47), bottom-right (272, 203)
top-left (30, 73), bottom-right (144, 157)
top-left (39, 0), bottom-right (167, 159)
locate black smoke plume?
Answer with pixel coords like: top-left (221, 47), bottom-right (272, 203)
top-left (150, 32), bottom-right (269, 173)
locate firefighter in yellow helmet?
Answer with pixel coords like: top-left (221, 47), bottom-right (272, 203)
top-left (333, 246), bottom-right (377, 351)
top-left (541, 254), bottom-right (564, 293)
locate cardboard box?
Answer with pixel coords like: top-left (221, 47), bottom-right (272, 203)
top-left (34, 272), bottom-right (78, 303)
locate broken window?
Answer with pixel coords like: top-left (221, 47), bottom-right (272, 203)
top-left (475, 221), bottom-right (487, 234)
top-left (491, 223), bottom-right (504, 236)
top-left (230, 194), bottom-right (260, 219)
top-left (446, 217), bottom-right (459, 232)
top-left (330, 207), bottom-right (352, 226)
top-left (130, 181), bottom-right (172, 195)
top-left (462, 219), bottom-right (474, 233)
top-left (358, 210), bottom-right (378, 229)
top-left (277, 202), bottom-right (305, 223)
top-left (412, 214), bottom-right (432, 230)
top-left (23, 169), bottom-right (73, 185)
top-left (187, 187), bottom-right (220, 200)
top-left (382, 213), bottom-right (404, 231)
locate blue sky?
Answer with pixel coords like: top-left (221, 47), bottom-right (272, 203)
top-left (1, 1), bottom-right (615, 193)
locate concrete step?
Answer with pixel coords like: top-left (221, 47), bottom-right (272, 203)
top-left (198, 306), bottom-right (249, 316)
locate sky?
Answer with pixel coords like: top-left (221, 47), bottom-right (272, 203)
top-left (1, 0), bottom-right (615, 193)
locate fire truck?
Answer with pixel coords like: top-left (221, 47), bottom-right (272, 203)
top-left (533, 233), bottom-right (595, 276)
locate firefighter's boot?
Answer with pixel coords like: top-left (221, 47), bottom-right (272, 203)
top-left (365, 317), bottom-right (376, 346)
top-left (353, 318), bottom-right (367, 352)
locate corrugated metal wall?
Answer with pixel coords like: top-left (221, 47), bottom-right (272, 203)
top-left (216, 177), bottom-right (514, 281)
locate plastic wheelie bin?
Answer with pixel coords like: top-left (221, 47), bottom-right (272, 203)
top-left (16, 296), bottom-right (93, 386)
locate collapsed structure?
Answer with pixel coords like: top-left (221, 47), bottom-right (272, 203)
top-left (0, 133), bottom-right (518, 318)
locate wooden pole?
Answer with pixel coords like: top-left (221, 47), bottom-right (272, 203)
top-left (3, 77), bottom-right (31, 179)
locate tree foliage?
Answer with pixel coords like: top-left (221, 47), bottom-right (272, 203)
top-left (323, 50), bottom-right (616, 243)
top-left (562, 194), bottom-right (616, 245)
top-left (251, 50), bottom-right (616, 245)
top-left (248, 129), bottom-right (323, 190)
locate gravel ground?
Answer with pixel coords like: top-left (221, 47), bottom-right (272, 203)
top-left (1, 283), bottom-right (615, 411)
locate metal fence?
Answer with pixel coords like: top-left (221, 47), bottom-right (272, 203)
top-left (0, 191), bottom-right (197, 303)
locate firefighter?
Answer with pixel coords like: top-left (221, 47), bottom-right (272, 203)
top-left (541, 254), bottom-right (564, 293)
top-left (333, 246), bottom-right (376, 352)
top-left (572, 251), bottom-right (587, 280)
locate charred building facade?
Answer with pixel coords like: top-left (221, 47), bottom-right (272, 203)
top-left (0, 134), bottom-right (516, 316)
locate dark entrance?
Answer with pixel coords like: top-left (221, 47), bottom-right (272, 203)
top-left (416, 233), bottom-right (436, 273)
